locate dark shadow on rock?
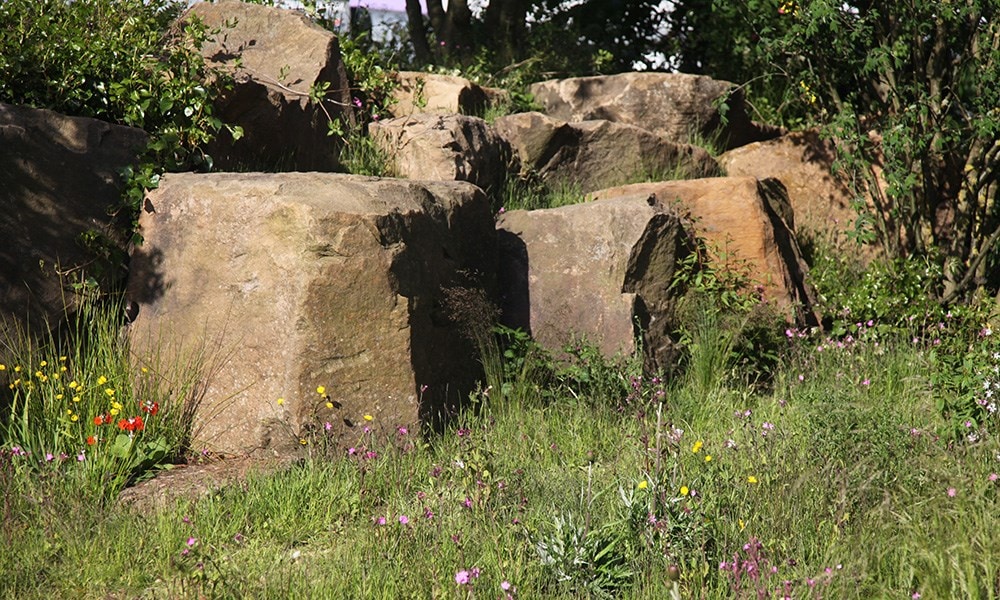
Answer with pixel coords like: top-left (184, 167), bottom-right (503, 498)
top-left (496, 228), bottom-right (531, 335)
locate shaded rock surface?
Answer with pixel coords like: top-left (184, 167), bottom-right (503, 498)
top-left (371, 113), bottom-right (514, 196)
top-left (128, 172), bottom-right (496, 455)
top-left (0, 102), bottom-right (148, 332)
top-left (497, 196), bottom-right (694, 371)
top-left (530, 72), bottom-right (781, 151)
top-left (495, 111), bottom-right (720, 193)
top-left (591, 177), bottom-right (818, 325)
top-left (186, 0), bottom-right (353, 171)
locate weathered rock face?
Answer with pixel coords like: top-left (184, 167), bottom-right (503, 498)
top-left (0, 102), bottom-right (148, 331)
top-left (371, 113), bottom-right (514, 196)
top-left (529, 73), bottom-right (781, 151)
top-left (497, 196), bottom-right (694, 371)
top-left (494, 111), bottom-right (720, 193)
top-left (389, 72), bottom-right (490, 118)
top-left (186, 1), bottom-right (353, 171)
top-left (719, 130), bottom-right (858, 243)
top-left (591, 177), bottom-right (818, 324)
top-left (128, 172), bottom-right (496, 455)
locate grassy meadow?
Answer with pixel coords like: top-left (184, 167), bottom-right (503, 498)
top-left (4, 250), bottom-right (1000, 599)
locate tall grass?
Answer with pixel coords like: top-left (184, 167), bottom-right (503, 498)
top-left (4, 282), bottom-right (1000, 598)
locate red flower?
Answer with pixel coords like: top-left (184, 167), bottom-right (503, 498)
top-left (118, 416), bottom-right (145, 432)
top-left (141, 400), bottom-right (159, 416)
top-left (86, 435), bottom-right (96, 446)
top-left (118, 418), bottom-right (128, 431)
top-left (94, 415), bottom-right (104, 426)
top-left (133, 416), bottom-right (145, 432)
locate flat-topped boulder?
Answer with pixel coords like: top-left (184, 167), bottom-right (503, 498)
top-left (497, 195), bottom-right (694, 371)
top-left (530, 72), bottom-right (782, 151)
top-left (388, 71), bottom-right (491, 117)
top-left (371, 113), bottom-right (514, 196)
top-left (494, 111), bottom-right (720, 193)
top-left (128, 172), bottom-right (495, 455)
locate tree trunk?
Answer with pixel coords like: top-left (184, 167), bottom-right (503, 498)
top-left (405, 0), bottom-right (431, 64)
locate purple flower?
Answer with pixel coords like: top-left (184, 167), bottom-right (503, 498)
top-left (376, 516), bottom-right (387, 525)
top-left (455, 570), bottom-right (470, 585)
top-left (862, 378), bottom-right (871, 386)
top-left (44, 452), bottom-right (54, 462)
top-left (501, 580), bottom-right (512, 591)
top-left (463, 497), bottom-right (473, 508)
top-left (187, 537), bottom-right (197, 547)
top-left (347, 447), bottom-right (356, 455)
top-left (352, 97), bottom-right (363, 108)
top-left (398, 515), bottom-right (409, 525)
top-left (397, 426), bottom-right (408, 436)
top-left (324, 421), bottom-right (332, 431)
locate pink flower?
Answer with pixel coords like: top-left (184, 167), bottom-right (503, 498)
top-left (947, 487), bottom-right (957, 497)
top-left (186, 537), bottom-right (197, 547)
top-left (398, 515), bottom-right (409, 524)
top-left (989, 473), bottom-right (998, 482)
top-left (455, 570), bottom-right (470, 584)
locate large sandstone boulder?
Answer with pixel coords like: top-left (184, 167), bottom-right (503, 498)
top-left (497, 196), bottom-right (694, 371)
top-left (127, 172), bottom-right (496, 455)
top-left (530, 72), bottom-right (781, 151)
top-left (186, 1), bottom-right (353, 171)
top-left (494, 111), bottom-right (720, 193)
top-left (371, 113), bottom-right (514, 196)
top-left (719, 129), bottom-right (858, 243)
top-left (389, 72), bottom-right (490, 118)
top-left (591, 177), bottom-right (818, 325)
top-left (0, 102), bottom-right (148, 331)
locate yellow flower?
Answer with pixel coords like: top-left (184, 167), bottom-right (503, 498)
top-left (56, 394), bottom-right (63, 400)
top-left (34, 371), bottom-right (43, 378)
top-left (141, 367), bottom-right (148, 373)
top-left (39, 361), bottom-right (47, 367)
top-left (299, 438), bottom-right (308, 446)
top-left (96, 376), bottom-right (107, 385)
top-left (51, 372), bottom-right (59, 380)
top-left (72, 396), bottom-right (81, 403)
top-left (70, 414), bottom-right (79, 422)
top-left (363, 414), bottom-right (374, 422)
top-left (277, 397), bottom-right (285, 406)
top-left (637, 480), bottom-right (648, 490)
top-left (739, 519), bottom-right (746, 531)
top-left (110, 408), bottom-right (120, 416)
top-left (13, 365), bottom-right (21, 372)
top-left (316, 386), bottom-right (326, 395)
top-left (68, 381), bottom-right (78, 389)
top-left (112, 401), bottom-right (122, 410)
top-left (691, 440), bottom-right (703, 453)
top-left (59, 356), bottom-right (66, 362)
top-left (60, 366), bottom-right (67, 372)
top-left (0, 364), bottom-right (6, 371)
top-left (747, 475), bottom-right (759, 484)
top-left (705, 454), bottom-right (713, 463)
top-left (105, 388), bottom-right (115, 397)
top-left (680, 486), bottom-right (689, 496)
top-left (66, 409), bottom-right (73, 416)
top-left (326, 402), bottom-right (334, 409)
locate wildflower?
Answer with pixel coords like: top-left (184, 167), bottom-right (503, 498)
top-left (501, 580), bottom-right (513, 591)
top-left (989, 473), bottom-right (998, 482)
top-left (326, 401), bottom-right (334, 409)
top-left (142, 400), bottom-right (160, 415)
top-left (77, 451), bottom-right (85, 462)
top-left (637, 479), bottom-right (648, 490)
top-left (364, 414), bottom-right (373, 421)
top-left (276, 397), bottom-right (285, 406)
top-left (455, 570), bottom-right (470, 585)
top-left (299, 439), bottom-right (308, 446)
top-left (748, 475), bottom-right (759, 484)
top-left (352, 97), bottom-right (362, 108)
top-left (96, 376), bottom-right (107, 385)
top-left (324, 421), bottom-right (332, 431)
top-left (862, 378), bottom-right (871, 386)
top-left (187, 537), bottom-right (197, 547)
top-left (347, 447), bottom-right (356, 455)
top-left (947, 487), bottom-right (957, 497)
top-left (44, 452), bottom-right (54, 462)
top-left (316, 385), bottom-right (326, 395)
top-left (424, 507), bottom-right (434, 520)
top-left (87, 436), bottom-right (96, 446)
top-left (376, 516), bottom-right (387, 525)
top-left (680, 485), bottom-right (689, 496)
top-left (463, 497), bottom-right (473, 508)
top-left (398, 515), bottom-right (409, 525)
top-left (705, 454), bottom-right (713, 462)
top-left (691, 440), bottom-right (703, 453)
top-left (397, 426), bottom-right (408, 436)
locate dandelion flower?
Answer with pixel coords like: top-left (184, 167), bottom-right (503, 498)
top-left (277, 397), bottom-right (285, 406)
top-left (364, 414), bottom-right (374, 421)
top-left (316, 386), bottom-right (326, 395)
top-left (680, 486), bottom-right (689, 496)
top-left (748, 475), bottom-right (759, 484)
top-left (326, 401), bottom-right (334, 409)
top-left (691, 440), bottom-right (703, 453)
top-left (705, 454), bottom-right (713, 462)
top-left (637, 480), bottom-right (648, 490)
